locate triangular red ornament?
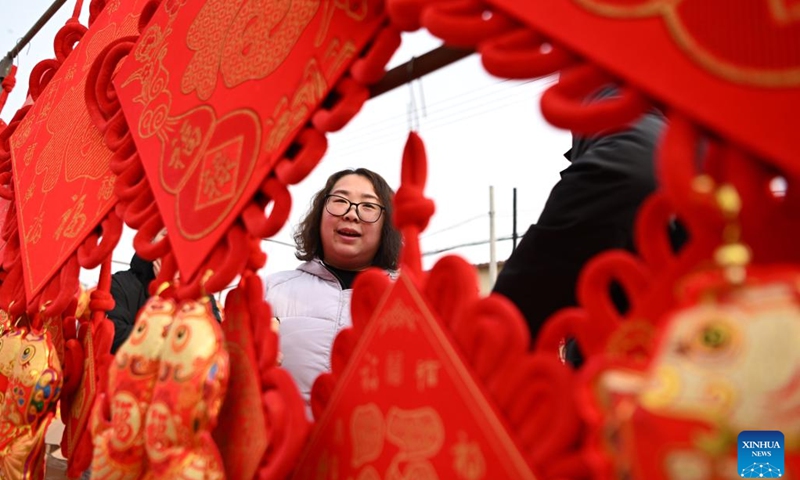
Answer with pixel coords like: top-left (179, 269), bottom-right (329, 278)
top-left (296, 273), bottom-right (536, 479)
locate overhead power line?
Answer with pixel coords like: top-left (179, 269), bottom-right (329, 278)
top-left (422, 235), bottom-right (513, 257)
top-left (337, 76), bottom-right (526, 141)
top-left (332, 78), bottom-right (552, 158)
top-left (263, 238), bottom-right (296, 249)
top-left (421, 213), bottom-right (486, 239)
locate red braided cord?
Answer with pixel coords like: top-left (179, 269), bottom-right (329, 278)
top-left (0, 203), bottom-right (19, 271)
top-left (350, 24), bottom-right (402, 84)
top-left (90, 256), bottom-right (115, 318)
top-left (422, 0), bottom-right (518, 47)
top-left (540, 63), bottom-right (651, 134)
top-left (152, 251), bottom-right (178, 297)
top-left (394, 132), bottom-right (435, 278)
top-left (39, 256), bottom-right (80, 319)
top-left (85, 38), bottom-right (137, 131)
top-left (1, 263), bottom-right (26, 317)
top-left (71, 0), bottom-right (84, 20)
top-left (61, 255), bottom-right (114, 476)
top-left (311, 76), bottom-right (370, 133)
top-left (27, 59), bottom-right (61, 101)
top-left (634, 193), bottom-right (681, 272)
top-left (53, 20), bottom-right (87, 63)
top-left (241, 178), bottom-right (292, 238)
top-left (0, 104), bottom-right (32, 316)
top-left (386, 0), bottom-right (428, 31)
top-left (0, 66), bottom-right (17, 118)
top-left (480, 29), bottom-right (576, 79)
top-left (389, 0), bottom-right (652, 137)
top-left (23, 17), bottom-right (83, 101)
top-left (77, 214), bottom-right (123, 270)
top-left (0, 105), bottom-right (31, 200)
top-left (175, 226), bottom-right (250, 301)
top-left (131, 216), bottom-right (167, 261)
top-left (658, 112), bottom-right (726, 249)
top-left (274, 128), bottom-right (327, 186)
top-left (247, 273), bottom-right (310, 478)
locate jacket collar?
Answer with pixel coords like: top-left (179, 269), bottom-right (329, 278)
top-left (298, 257), bottom-right (398, 282)
top-left (297, 258), bottom-right (338, 283)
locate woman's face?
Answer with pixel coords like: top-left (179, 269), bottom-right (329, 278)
top-left (320, 174), bottom-right (385, 271)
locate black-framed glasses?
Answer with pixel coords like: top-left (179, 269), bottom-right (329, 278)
top-left (324, 194), bottom-right (385, 223)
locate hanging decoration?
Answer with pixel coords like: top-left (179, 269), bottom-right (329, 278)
top-left (8, 0), bottom-right (144, 302)
top-left (102, 0), bottom-right (401, 290)
top-left (91, 294), bottom-right (177, 479)
top-left (492, 0), bottom-right (798, 168)
top-left (0, 323), bottom-right (63, 479)
top-left (143, 298), bottom-right (229, 478)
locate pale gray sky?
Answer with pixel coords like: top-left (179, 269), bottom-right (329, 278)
top-left (1, 2), bottom-right (571, 293)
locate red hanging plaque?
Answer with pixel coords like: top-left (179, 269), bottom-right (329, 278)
top-left (295, 273), bottom-right (536, 479)
top-left (487, 0), bottom-right (800, 172)
top-left (9, 0), bottom-right (148, 298)
top-left (113, 0), bottom-right (388, 279)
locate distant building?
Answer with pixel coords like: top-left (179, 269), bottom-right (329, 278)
top-left (473, 261), bottom-right (505, 295)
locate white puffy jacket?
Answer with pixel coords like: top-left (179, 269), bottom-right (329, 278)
top-left (263, 258), bottom-right (352, 411)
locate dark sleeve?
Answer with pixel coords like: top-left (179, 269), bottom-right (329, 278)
top-left (493, 111), bottom-right (665, 349)
top-left (107, 274), bottom-right (136, 354)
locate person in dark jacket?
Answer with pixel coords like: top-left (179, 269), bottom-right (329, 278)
top-left (107, 254), bottom-right (157, 353)
top-left (107, 253), bottom-right (222, 353)
top-left (492, 93), bottom-right (683, 367)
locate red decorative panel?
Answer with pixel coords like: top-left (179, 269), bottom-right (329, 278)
top-left (9, 0), bottom-right (148, 298)
top-left (295, 274), bottom-right (536, 479)
top-left (114, 0), bottom-right (388, 279)
top-left (487, 0), bottom-right (800, 172)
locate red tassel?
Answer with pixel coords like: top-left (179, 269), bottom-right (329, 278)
top-left (394, 131), bottom-right (435, 277)
top-left (0, 65), bottom-right (17, 118)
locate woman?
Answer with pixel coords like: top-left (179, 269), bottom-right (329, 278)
top-left (264, 168), bottom-right (401, 412)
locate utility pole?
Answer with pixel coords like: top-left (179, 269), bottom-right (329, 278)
top-left (512, 187), bottom-right (518, 251)
top-left (489, 186), bottom-right (497, 284)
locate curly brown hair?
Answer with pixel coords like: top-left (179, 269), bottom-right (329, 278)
top-left (294, 168), bottom-right (402, 270)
